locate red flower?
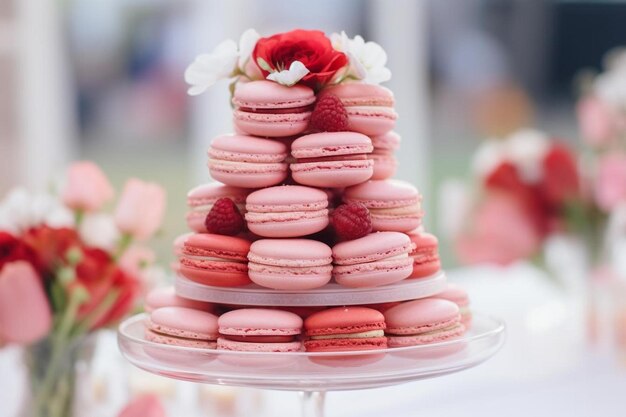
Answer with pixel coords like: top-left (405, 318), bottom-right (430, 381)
top-left (253, 29), bottom-right (348, 90)
top-left (0, 232), bottom-right (40, 273)
top-left (72, 247), bottom-right (141, 329)
top-left (540, 143), bottom-right (579, 208)
top-left (21, 226), bottom-right (80, 274)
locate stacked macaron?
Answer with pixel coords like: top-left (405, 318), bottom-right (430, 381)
top-left (158, 30), bottom-right (463, 355)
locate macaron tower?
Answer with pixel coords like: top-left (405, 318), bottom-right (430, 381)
top-left (144, 28), bottom-right (473, 354)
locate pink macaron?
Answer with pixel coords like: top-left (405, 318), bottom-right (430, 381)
top-left (384, 299), bottom-right (464, 347)
top-left (344, 180), bottom-right (423, 232)
top-left (369, 131), bottom-right (400, 180)
top-left (144, 286), bottom-right (215, 313)
top-left (290, 132), bottom-right (374, 188)
top-left (178, 233), bottom-right (251, 287)
top-left (232, 80), bottom-right (315, 138)
top-left (145, 307), bottom-right (219, 349)
top-left (217, 308), bottom-right (303, 352)
top-left (304, 307), bottom-right (387, 352)
top-left (407, 230), bottom-right (441, 278)
top-left (245, 185), bottom-right (329, 237)
top-left (319, 83), bottom-right (397, 136)
top-left (434, 283), bottom-right (472, 328)
top-left (186, 183), bottom-right (250, 232)
top-left (332, 232), bottom-right (414, 288)
top-left (208, 134), bottom-right (289, 188)
top-left (247, 239), bottom-right (333, 290)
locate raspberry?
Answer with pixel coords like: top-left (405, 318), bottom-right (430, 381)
top-left (330, 202), bottom-right (372, 241)
top-left (309, 94), bottom-right (348, 132)
top-left (205, 198), bottom-right (245, 236)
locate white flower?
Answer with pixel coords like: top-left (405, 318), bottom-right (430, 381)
top-left (237, 28), bottom-right (260, 72)
top-left (0, 188), bottom-right (73, 234)
top-left (185, 39), bottom-right (238, 96)
top-left (331, 31), bottom-right (391, 84)
top-left (594, 48), bottom-right (626, 110)
top-left (185, 29), bottom-right (260, 96)
top-left (265, 61), bottom-right (310, 87)
top-left (472, 140), bottom-right (507, 178)
top-left (505, 129), bottom-right (550, 183)
top-left (79, 213), bottom-right (120, 252)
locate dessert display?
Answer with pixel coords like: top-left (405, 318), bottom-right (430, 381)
top-left (118, 29), bottom-right (504, 408)
top-left (141, 26), bottom-right (476, 352)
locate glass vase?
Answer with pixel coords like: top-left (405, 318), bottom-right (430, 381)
top-left (19, 335), bottom-right (95, 417)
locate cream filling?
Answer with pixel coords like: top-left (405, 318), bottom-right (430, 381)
top-left (310, 330), bottom-right (384, 340)
top-left (398, 324), bottom-right (460, 337)
top-left (183, 254), bottom-right (246, 263)
top-left (459, 307), bottom-right (470, 315)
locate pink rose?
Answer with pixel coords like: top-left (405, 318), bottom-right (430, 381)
top-left (576, 96), bottom-right (618, 147)
top-left (62, 161), bottom-right (114, 212)
top-left (0, 261), bottom-right (52, 344)
top-left (118, 394), bottom-right (166, 417)
top-left (455, 192), bottom-right (542, 265)
top-left (595, 153), bottom-right (626, 212)
top-left (114, 179), bottom-right (166, 240)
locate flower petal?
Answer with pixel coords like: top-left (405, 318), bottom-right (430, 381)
top-left (238, 28), bottom-right (260, 71)
top-left (184, 40), bottom-right (238, 96)
top-left (266, 60), bottom-right (310, 86)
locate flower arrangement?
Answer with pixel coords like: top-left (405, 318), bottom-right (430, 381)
top-left (185, 28), bottom-right (391, 94)
top-left (0, 161), bottom-right (166, 417)
top-left (451, 129), bottom-right (581, 266)
top-left (577, 48), bottom-right (626, 267)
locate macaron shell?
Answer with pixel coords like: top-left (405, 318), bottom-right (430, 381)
top-left (344, 179), bottom-right (420, 208)
top-left (246, 214), bottom-right (329, 238)
top-left (149, 307), bottom-right (219, 339)
top-left (370, 215), bottom-right (422, 233)
top-left (320, 83), bottom-right (394, 107)
top-left (386, 324), bottom-right (464, 347)
top-left (384, 298), bottom-right (461, 334)
top-left (332, 232), bottom-right (413, 265)
top-left (179, 264), bottom-right (251, 287)
top-left (304, 337), bottom-right (387, 352)
top-left (233, 112), bottom-right (311, 138)
top-left (305, 307), bottom-right (386, 336)
top-left (290, 132), bottom-right (373, 159)
top-left (346, 108), bottom-right (397, 136)
top-left (209, 134), bottom-right (288, 159)
top-left (333, 257), bottom-right (413, 288)
top-left (370, 152), bottom-right (397, 180)
top-left (208, 161), bottom-right (288, 188)
top-left (248, 239), bottom-right (332, 266)
top-left (232, 80), bottom-right (315, 109)
top-left (183, 233), bottom-right (251, 260)
top-left (145, 329), bottom-right (218, 349)
top-left (291, 160), bottom-right (374, 188)
top-left (371, 131), bottom-right (401, 150)
top-left (248, 265), bottom-right (332, 290)
top-left (217, 337), bottom-right (302, 352)
top-left (410, 260), bottom-right (441, 279)
top-left (219, 308), bottom-right (303, 335)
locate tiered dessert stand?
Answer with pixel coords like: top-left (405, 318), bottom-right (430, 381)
top-left (118, 272), bottom-right (505, 417)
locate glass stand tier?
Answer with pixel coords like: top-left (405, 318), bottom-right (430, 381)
top-left (175, 271), bottom-right (447, 306)
top-left (118, 313), bottom-right (505, 416)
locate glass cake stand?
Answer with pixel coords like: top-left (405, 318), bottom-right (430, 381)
top-left (175, 271), bottom-right (447, 306)
top-left (118, 313), bottom-right (505, 417)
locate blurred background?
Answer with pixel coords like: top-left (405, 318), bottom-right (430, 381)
top-left (1, 0), bottom-right (626, 416)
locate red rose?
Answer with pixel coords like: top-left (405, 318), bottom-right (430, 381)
top-left (0, 232), bottom-right (40, 273)
top-left (253, 29), bottom-right (348, 90)
top-left (540, 143), bottom-right (579, 208)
